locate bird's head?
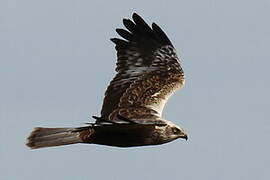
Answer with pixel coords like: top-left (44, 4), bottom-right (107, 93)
top-left (165, 122), bottom-right (188, 141)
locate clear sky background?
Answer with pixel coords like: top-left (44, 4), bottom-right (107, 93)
top-left (1, 0), bottom-right (270, 180)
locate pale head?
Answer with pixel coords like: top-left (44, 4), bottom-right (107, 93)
top-left (156, 120), bottom-right (188, 144)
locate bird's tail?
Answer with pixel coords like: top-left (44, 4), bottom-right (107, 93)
top-left (26, 127), bottom-right (91, 149)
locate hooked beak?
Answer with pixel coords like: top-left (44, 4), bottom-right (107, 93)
top-left (181, 134), bottom-right (188, 141)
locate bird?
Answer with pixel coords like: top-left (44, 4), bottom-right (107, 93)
top-left (26, 13), bottom-right (188, 149)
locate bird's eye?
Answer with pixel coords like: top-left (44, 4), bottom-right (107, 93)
top-left (172, 127), bottom-right (180, 134)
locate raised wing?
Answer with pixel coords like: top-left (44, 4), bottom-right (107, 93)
top-left (99, 13), bottom-right (184, 123)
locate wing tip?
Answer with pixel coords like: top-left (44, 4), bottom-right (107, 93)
top-left (112, 13), bottom-right (173, 47)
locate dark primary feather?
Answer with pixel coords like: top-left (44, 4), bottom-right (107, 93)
top-left (99, 13), bottom-right (183, 122)
top-left (115, 29), bottom-right (133, 41)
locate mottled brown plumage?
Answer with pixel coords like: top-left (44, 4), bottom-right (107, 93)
top-left (26, 13), bottom-right (187, 149)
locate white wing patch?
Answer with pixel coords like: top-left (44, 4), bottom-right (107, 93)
top-left (149, 78), bottom-right (185, 116)
top-left (149, 91), bottom-right (174, 116)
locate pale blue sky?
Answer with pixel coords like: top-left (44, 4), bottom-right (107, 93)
top-left (1, 0), bottom-right (270, 180)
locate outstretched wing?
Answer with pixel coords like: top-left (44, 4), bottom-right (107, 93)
top-left (100, 13), bottom-right (184, 123)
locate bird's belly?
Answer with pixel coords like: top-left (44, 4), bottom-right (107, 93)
top-left (89, 125), bottom-right (159, 147)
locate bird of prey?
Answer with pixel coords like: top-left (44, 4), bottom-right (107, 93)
top-left (26, 13), bottom-right (188, 149)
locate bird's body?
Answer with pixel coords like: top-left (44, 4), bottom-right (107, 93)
top-left (83, 122), bottom-right (179, 147)
top-left (26, 13), bottom-right (188, 149)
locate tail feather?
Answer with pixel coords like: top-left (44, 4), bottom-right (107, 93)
top-left (26, 127), bottom-right (85, 149)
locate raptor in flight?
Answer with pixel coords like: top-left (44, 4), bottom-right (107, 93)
top-left (26, 13), bottom-right (188, 149)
